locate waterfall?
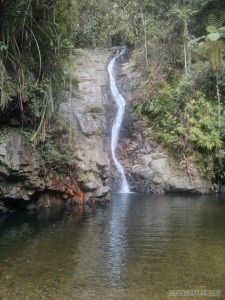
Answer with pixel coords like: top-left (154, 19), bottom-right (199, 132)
top-left (108, 48), bottom-right (130, 193)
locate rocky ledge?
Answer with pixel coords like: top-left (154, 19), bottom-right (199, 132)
top-left (0, 129), bottom-right (84, 213)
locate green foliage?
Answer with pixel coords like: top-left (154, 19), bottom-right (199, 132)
top-left (84, 106), bottom-right (104, 114)
top-left (0, 127), bottom-right (12, 143)
top-left (84, 106), bottom-right (104, 120)
top-left (136, 79), bottom-right (222, 151)
top-left (76, 0), bottom-right (141, 47)
top-left (1, 0), bottom-right (225, 184)
top-left (41, 117), bottom-right (79, 167)
top-left (133, 1), bottom-right (225, 184)
top-left (135, 69), bottom-right (225, 178)
top-left (190, 14), bottom-right (225, 70)
top-left (143, 83), bottom-right (175, 115)
top-left (197, 38), bottom-right (225, 70)
top-left (23, 130), bottom-right (38, 151)
top-left (22, 116), bottom-right (79, 167)
top-left (0, 0), bottom-right (78, 140)
top-left (42, 140), bottom-right (76, 166)
top-left (187, 94), bottom-right (222, 150)
top-left (175, 77), bottom-right (195, 104)
top-left (207, 13), bottom-right (225, 31)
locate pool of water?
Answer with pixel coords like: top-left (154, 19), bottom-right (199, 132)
top-left (0, 193), bottom-right (225, 299)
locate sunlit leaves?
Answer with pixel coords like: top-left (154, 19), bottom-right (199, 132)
top-left (187, 96), bottom-right (222, 150)
top-left (207, 32), bottom-right (220, 41)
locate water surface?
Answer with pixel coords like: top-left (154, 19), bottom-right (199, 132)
top-left (0, 193), bottom-right (225, 299)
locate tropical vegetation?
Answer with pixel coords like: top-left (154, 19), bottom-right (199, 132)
top-left (1, 0), bottom-right (225, 185)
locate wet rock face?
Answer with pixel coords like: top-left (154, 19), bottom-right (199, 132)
top-left (0, 49), bottom-right (112, 211)
top-left (0, 130), bottom-right (41, 201)
top-left (0, 130), bottom-right (84, 211)
top-left (59, 50), bottom-right (112, 201)
top-left (114, 50), bottom-right (212, 194)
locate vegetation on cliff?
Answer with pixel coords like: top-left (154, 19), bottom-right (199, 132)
top-left (0, 0), bottom-right (79, 166)
top-left (75, 0), bottom-right (225, 186)
top-left (1, 0), bottom-right (225, 186)
top-left (130, 0), bottom-right (225, 185)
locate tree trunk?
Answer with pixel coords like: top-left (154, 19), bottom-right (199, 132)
top-left (183, 19), bottom-right (189, 77)
top-left (141, 9), bottom-right (148, 68)
top-left (216, 73), bottom-right (221, 135)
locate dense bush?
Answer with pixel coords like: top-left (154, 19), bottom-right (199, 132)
top-left (133, 0), bottom-right (225, 183)
top-left (0, 0), bottom-right (77, 140)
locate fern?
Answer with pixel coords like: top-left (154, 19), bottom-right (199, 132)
top-left (208, 13), bottom-right (225, 31)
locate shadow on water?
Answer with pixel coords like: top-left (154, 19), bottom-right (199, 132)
top-left (0, 193), bottom-right (225, 299)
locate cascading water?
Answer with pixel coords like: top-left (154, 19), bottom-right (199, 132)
top-left (108, 48), bottom-right (130, 193)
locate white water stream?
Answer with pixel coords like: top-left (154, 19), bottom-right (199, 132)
top-left (108, 48), bottom-right (130, 193)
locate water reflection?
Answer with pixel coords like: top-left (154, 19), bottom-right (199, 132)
top-left (107, 193), bottom-right (129, 283)
top-left (0, 194), bottom-right (225, 299)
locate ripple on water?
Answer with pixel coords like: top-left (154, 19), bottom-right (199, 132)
top-left (0, 194), bottom-right (225, 299)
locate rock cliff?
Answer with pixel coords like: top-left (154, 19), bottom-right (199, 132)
top-left (0, 49), bottom-right (112, 212)
top-left (113, 49), bottom-right (212, 194)
top-left (0, 129), bottom-right (84, 212)
top-left (0, 48), bottom-right (213, 213)
top-left (59, 49), bottom-right (111, 202)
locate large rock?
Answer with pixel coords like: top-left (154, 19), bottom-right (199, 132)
top-left (166, 177), bottom-right (210, 194)
top-left (0, 49), bottom-right (112, 210)
top-left (0, 130), bottom-right (41, 200)
top-left (59, 50), bottom-right (111, 201)
top-left (0, 129), bottom-right (84, 210)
